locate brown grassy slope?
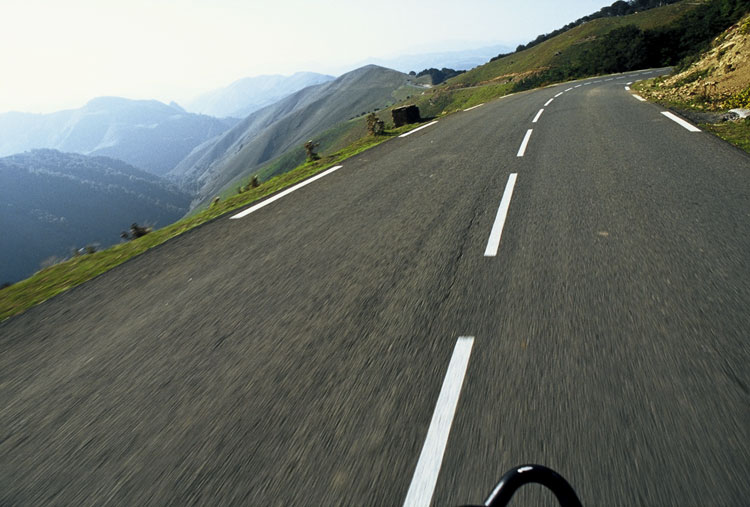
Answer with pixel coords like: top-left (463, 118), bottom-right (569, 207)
top-left (637, 14), bottom-right (750, 110)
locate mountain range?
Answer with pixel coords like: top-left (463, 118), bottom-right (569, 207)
top-left (0, 98), bottom-right (238, 176)
top-left (184, 72), bottom-right (335, 119)
top-left (353, 43), bottom-right (514, 74)
top-left (0, 149), bottom-right (192, 284)
top-left (169, 65), bottom-right (420, 206)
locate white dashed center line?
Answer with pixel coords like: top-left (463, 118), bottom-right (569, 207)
top-left (554, 92), bottom-right (563, 98)
top-left (517, 129), bottom-right (533, 157)
top-left (484, 173), bottom-right (518, 257)
top-left (544, 98), bottom-right (554, 107)
top-left (403, 336), bottom-right (475, 507)
top-left (532, 109), bottom-right (544, 123)
top-left (230, 165), bottom-right (343, 219)
top-left (574, 84), bottom-right (582, 88)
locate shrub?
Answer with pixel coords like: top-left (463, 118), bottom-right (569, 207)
top-left (727, 85), bottom-right (750, 108)
top-left (121, 223), bottom-right (152, 241)
top-left (304, 140), bottom-right (320, 161)
top-left (366, 113), bottom-right (385, 136)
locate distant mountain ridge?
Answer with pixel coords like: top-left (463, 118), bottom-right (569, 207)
top-left (170, 65), bottom-right (417, 206)
top-left (0, 98), bottom-right (238, 176)
top-left (0, 149), bottom-right (193, 284)
top-left (185, 72), bottom-right (335, 119)
top-left (353, 44), bottom-right (515, 73)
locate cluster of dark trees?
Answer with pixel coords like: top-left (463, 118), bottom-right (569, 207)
top-left (409, 68), bottom-right (466, 85)
top-left (511, 0), bottom-right (750, 92)
top-left (500, 0), bottom-right (683, 60)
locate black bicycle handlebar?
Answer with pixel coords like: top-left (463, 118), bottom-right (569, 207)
top-left (464, 464), bottom-right (582, 507)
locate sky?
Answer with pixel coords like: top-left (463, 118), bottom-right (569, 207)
top-left (0, 0), bottom-right (614, 114)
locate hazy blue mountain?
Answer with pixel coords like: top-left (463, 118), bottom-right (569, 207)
top-left (352, 44), bottom-right (515, 73)
top-left (184, 72), bottom-right (335, 119)
top-left (169, 65), bottom-right (414, 205)
top-left (0, 98), bottom-right (238, 176)
top-left (0, 149), bottom-right (192, 284)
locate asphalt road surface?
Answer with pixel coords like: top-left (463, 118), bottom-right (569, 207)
top-left (2, 69), bottom-right (749, 506)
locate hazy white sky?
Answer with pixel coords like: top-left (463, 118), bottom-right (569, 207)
top-left (1, 0), bottom-right (613, 113)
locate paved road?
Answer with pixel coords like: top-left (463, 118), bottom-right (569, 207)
top-left (2, 69), bottom-right (749, 506)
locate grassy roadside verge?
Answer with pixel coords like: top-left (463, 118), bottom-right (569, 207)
top-left (702, 119), bottom-right (750, 152)
top-left (0, 123), bottom-right (417, 322)
top-left (633, 79), bottom-right (750, 154)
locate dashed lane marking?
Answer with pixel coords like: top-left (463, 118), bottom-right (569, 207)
top-left (463, 103), bottom-right (484, 112)
top-left (399, 121), bottom-right (439, 138)
top-left (544, 98), bottom-right (554, 107)
top-left (517, 129), bottom-right (533, 157)
top-left (484, 173), bottom-right (518, 257)
top-left (230, 166), bottom-right (344, 219)
top-left (403, 337), bottom-right (475, 507)
top-left (532, 109), bottom-right (544, 123)
top-left (632, 94), bottom-right (647, 102)
top-left (661, 111), bottom-right (701, 132)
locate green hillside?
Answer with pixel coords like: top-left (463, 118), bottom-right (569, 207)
top-left (0, 149), bottom-right (192, 284)
top-left (453, 1), bottom-right (696, 88)
top-left (170, 65), bottom-right (422, 208)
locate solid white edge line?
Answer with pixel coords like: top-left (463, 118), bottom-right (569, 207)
top-left (517, 129), bottom-right (533, 157)
top-left (463, 103), bottom-right (485, 112)
top-left (532, 109), bottom-right (544, 123)
top-left (632, 94), bottom-right (647, 102)
top-left (484, 173), bottom-right (518, 257)
top-left (403, 336), bottom-right (475, 507)
top-left (399, 121), bottom-right (439, 138)
top-left (230, 165), bottom-right (343, 219)
top-left (661, 111), bottom-right (701, 132)
top-left (554, 92), bottom-right (563, 98)
top-left (544, 98), bottom-right (554, 107)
